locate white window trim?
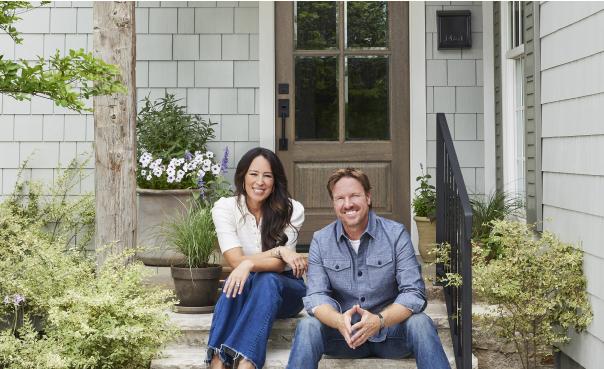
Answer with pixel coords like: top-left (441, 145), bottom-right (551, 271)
top-left (500, 1), bottom-right (525, 206)
top-left (259, 1), bottom-right (276, 150)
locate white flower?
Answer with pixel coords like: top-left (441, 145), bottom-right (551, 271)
top-left (141, 170), bottom-right (147, 176)
top-left (206, 151), bottom-right (214, 158)
top-left (197, 170), bottom-right (206, 178)
top-left (167, 175), bottom-right (175, 183)
top-left (167, 168), bottom-right (175, 176)
top-left (202, 163), bottom-right (211, 171)
top-left (177, 170), bottom-right (185, 178)
top-left (146, 175), bottom-right (152, 181)
top-left (153, 167), bottom-right (163, 177)
top-left (139, 152), bottom-right (152, 168)
top-left (211, 164), bottom-right (221, 175)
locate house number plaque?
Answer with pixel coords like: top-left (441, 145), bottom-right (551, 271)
top-left (437, 10), bottom-right (472, 49)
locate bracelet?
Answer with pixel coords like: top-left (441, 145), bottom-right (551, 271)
top-left (272, 246), bottom-right (282, 259)
top-left (377, 313), bottom-right (385, 330)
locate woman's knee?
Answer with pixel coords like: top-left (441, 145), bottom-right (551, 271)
top-left (251, 272), bottom-right (283, 294)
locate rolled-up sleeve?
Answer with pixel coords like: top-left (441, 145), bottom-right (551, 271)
top-left (302, 236), bottom-right (341, 315)
top-left (393, 229), bottom-right (427, 313)
top-left (284, 199), bottom-right (305, 251)
top-left (211, 197), bottom-right (240, 253)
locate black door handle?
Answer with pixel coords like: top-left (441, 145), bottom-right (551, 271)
top-left (278, 99), bottom-right (289, 151)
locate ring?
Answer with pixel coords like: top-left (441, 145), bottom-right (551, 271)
top-left (235, 282), bottom-right (240, 286)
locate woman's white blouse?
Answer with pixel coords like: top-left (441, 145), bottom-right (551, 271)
top-left (211, 196), bottom-right (305, 255)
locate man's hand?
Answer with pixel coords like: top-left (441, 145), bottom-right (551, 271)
top-left (335, 306), bottom-right (356, 349)
top-left (350, 305), bottom-right (382, 348)
top-left (280, 247), bottom-right (308, 278)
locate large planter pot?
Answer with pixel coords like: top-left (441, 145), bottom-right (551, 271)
top-left (414, 216), bottom-right (437, 263)
top-left (171, 265), bottom-right (222, 308)
top-left (137, 188), bottom-right (199, 266)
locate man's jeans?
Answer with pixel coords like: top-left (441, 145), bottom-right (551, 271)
top-left (206, 271), bottom-right (305, 369)
top-left (286, 313), bottom-right (451, 369)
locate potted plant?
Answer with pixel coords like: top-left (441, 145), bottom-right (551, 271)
top-left (162, 204), bottom-right (223, 312)
top-left (135, 93), bottom-right (229, 267)
top-left (412, 164), bottom-right (437, 262)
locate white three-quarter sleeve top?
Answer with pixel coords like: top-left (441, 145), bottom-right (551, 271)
top-left (211, 195), bottom-right (305, 256)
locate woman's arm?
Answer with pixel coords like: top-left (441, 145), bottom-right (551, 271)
top-left (222, 247), bottom-right (285, 272)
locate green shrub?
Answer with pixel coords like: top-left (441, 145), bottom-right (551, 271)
top-left (474, 220), bottom-right (592, 369)
top-left (412, 164), bottom-right (436, 219)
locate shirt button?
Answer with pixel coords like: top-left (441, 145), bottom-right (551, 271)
top-left (358, 271), bottom-right (363, 277)
top-left (360, 297), bottom-right (366, 302)
top-left (335, 265), bottom-right (340, 270)
top-left (378, 260), bottom-right (382, 265)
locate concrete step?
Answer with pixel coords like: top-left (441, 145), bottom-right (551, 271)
top-left (151, 328), bottom-right (477, 369)
top-left (167, 303), bottom-right (451, 347)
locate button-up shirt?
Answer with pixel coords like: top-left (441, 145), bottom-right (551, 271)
top-left (303, 211), bottom-right (426, 342)
top-left (211, 195), bottom-right (305, 255)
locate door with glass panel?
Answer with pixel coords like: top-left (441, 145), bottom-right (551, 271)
top-left (275, 1), bottom-right (410, 246)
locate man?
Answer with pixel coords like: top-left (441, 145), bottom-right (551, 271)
top-left (286, 168), bottom-right (450, 369)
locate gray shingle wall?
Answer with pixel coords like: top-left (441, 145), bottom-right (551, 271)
top-left (425, 1), bottom-right (484, 196)
top-left (0, 1), bottom-right (259, 200)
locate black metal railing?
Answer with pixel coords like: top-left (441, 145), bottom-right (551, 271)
top-left (435, 113), bottom-right (473, 369)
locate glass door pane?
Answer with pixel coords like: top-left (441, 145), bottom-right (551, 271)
top-left (295, 2), bottom-right (338, 50)
top-left (346, 1), bottom-right (388, 48)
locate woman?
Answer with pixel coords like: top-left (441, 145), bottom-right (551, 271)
top-left (207, 147), bottom-right (307, 369)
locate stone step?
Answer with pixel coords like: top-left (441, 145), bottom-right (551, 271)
top-left (168, 302), bottom-right (451, 347)
top-left (151, 327), bottom-right (478, 369)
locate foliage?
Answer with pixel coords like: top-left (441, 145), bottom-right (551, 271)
top-left (473, 220), bottom-right (592, 369)
top-left (412, 164), bottom-right (436, 219)
top-left (470, 191), bottom-right (524, 260)
top-left (161, 205), bottom-right (218, 268)
top-left (3, 157), bottom-right (95, 253)
top-left (0, 180), bottom-right (177, 369)
top-left (0, 1), bottom-right (125, 112)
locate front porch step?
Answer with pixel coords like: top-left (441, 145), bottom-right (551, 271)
top-left (151, 328), bottom-right (477, 369)
top-left (167, 302), bottom-right (450, 347)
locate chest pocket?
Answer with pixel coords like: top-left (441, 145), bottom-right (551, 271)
top-left (323, 259), bottom-right (352, 290)
top-left (367, 256), bottom-right (394, 289)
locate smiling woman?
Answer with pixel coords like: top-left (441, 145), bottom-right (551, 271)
top-left (206, 147), bottom-right (308, 369)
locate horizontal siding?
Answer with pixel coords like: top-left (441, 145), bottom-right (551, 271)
top-left (542, 172), bottom-right (604, 218)
top-left (540, 1), bottom-right (604, 37)
top-left (542, 136), bottom-right (604, 175)
top-left (541, 51), bottom-right (604, 104)
top-left (560, 325), bottom-right (604, 369)
top-left (543, 206), bottom-right (604, 260)
top-left (541, 9), bottom-right (604, 70)
top-left (542, 92), bottom-right (604, 137)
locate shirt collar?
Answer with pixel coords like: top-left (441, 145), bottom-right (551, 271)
top-left (336, 210), bottom-right (377, 241)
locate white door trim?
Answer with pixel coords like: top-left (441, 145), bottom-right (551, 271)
top-left (482, 2), bottom-right (496, 195)
top-left (409, 2), bottom-right (426, 252)
top-left (259, 1), bottom-right (275, 150)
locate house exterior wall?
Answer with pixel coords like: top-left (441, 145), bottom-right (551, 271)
top-left (540, 2), bottom-right (604, 367)
top-left (0, 1), bottom-right (259, 201)
top-left (425, 1), bottom-right (485, 196)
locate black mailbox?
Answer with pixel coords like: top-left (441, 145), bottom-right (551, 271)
top-left (436, 10), bottom-right (472, 49)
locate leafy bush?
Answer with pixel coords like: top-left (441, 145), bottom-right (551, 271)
top-left (162, 205), bottom-right (218, 268)
top-left (470, 191), bottom-right (523, 260)
top-left (412, 164), bottom-right (436, 219)
top-left (473, 220), bottom-right (592, 369)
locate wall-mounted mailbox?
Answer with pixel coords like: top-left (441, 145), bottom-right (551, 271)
top-left (436, 10), bottom-right (472, 49)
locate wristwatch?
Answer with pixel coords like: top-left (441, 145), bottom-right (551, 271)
top-left (377, 313), bottom-right (385, 331)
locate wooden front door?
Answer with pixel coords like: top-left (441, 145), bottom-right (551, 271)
top-left (275, 2), bottom-right (410, 246)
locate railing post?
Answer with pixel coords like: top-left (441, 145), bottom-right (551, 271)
top-left (436, 113), bottom-right (445, 280)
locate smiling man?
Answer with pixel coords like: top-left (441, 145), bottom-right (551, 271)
top-left (286, 168), bottom-right (450, 369)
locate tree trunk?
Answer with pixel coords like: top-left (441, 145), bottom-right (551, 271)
top-left (93, 2), bottom-right (137, 266)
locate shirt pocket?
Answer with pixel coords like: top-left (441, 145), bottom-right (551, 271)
top-left (367, 256), bottom-right (394, 289)
top-left (323, 258), bottom-right (352, 290)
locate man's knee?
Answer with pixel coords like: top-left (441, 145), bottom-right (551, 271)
top-left (405, 313), bottom-right (436, 335)
top-left (295, 317), bottom-right (324, 341)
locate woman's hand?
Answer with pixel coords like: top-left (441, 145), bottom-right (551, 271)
top-left (223, 259), bottom-right (253, 298)
top-left (279, 247), bottom-right (308, 278)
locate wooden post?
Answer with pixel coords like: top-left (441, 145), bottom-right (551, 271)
top-left (93, 2), bottom-right (137, 266)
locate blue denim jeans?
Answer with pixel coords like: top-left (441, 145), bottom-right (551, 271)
top-left (206, 271), bottom-right (305, 369)
top-left (286, 313), bottom-right (451, 369)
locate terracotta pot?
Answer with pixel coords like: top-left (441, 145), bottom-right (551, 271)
top-left (414, 216), bottom-right (437, 263)
top-left (136, 188), bottom-right (199, 266)
top-left (171, 265), bottom-right (223, 307)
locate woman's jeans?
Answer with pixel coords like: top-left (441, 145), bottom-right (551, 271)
top-left (286, 313), bottom-right (451, 369)
top-left (206, 271), bottom-right (306, 369)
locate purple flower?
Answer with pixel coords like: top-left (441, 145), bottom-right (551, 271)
top-left (220, 146), bottom-right (229, 174)
top-left (197, 173), bottom-right (207, 200)
top-left (13, 294), bottom-right (25, 306)
top-left (184, 150), bottom-right (193, 161)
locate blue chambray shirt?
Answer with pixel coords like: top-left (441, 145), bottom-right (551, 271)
top-left (303, 211), bottom-right (427, 342)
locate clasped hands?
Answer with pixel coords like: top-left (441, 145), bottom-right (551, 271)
top-left (336, 305), bottom-right (382, 349)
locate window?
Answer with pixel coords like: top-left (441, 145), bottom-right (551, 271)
top-left (502, 1), bottom-right (525, 211)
